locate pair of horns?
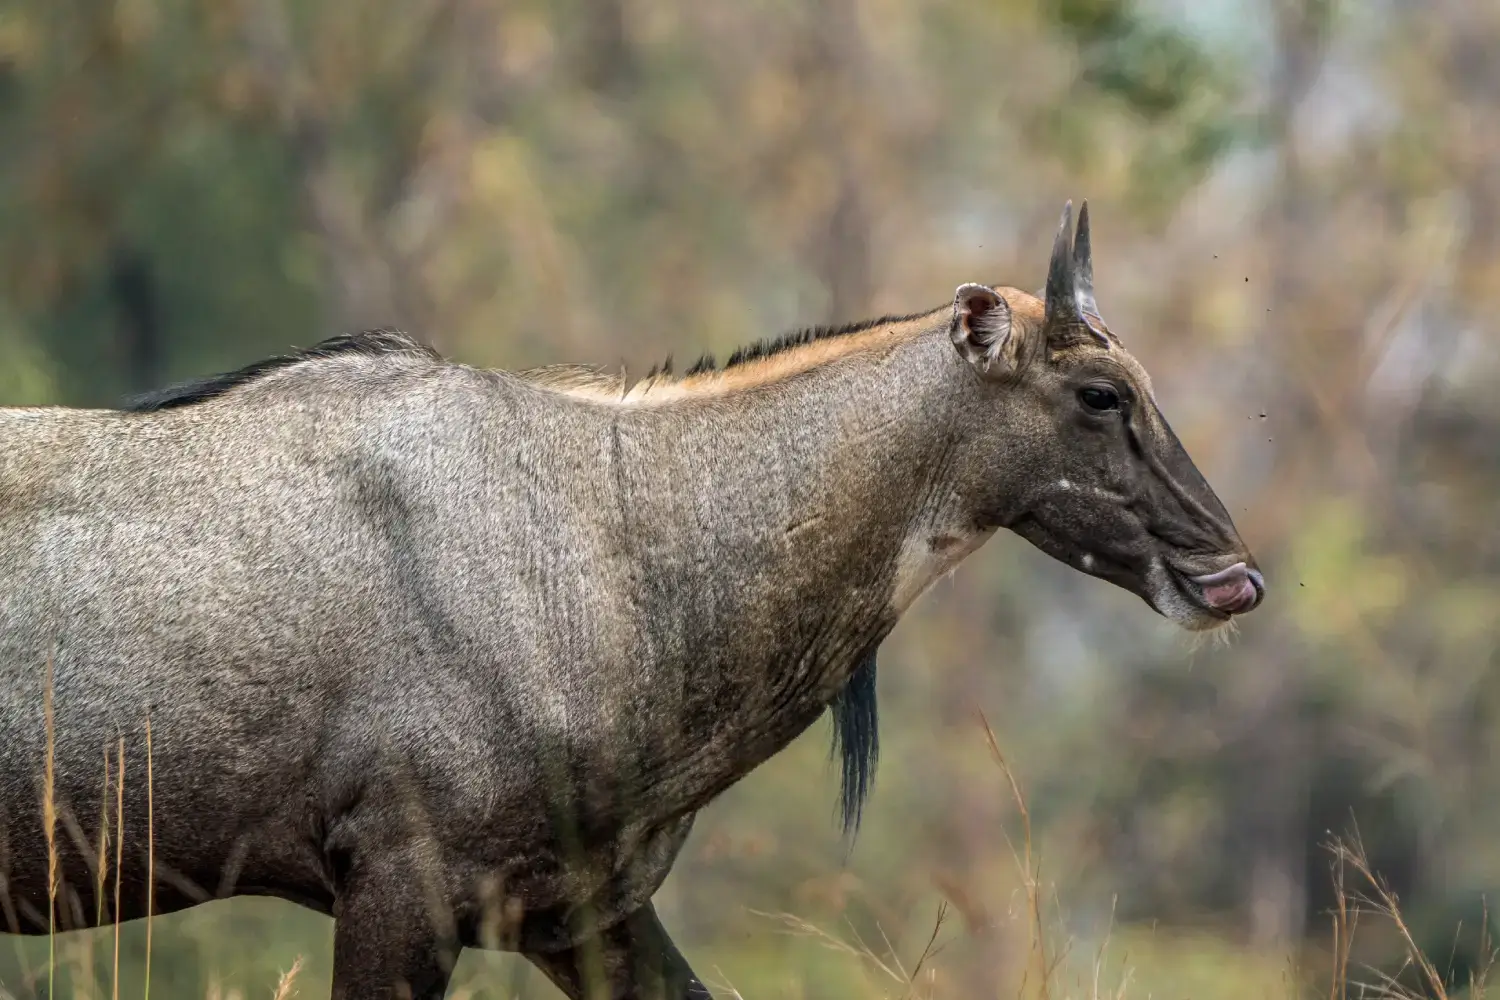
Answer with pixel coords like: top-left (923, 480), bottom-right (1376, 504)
top-left (1044, 200), bottom-right (1108, 345)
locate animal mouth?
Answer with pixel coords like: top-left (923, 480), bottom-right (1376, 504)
top-left (1008, 517), bottom-right (1266, 621)
top-left (1168, 561), bottom-right (1265, 618)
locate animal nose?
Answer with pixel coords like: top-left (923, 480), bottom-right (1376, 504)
top-left (1190, 562), bottom-right (1264, 614)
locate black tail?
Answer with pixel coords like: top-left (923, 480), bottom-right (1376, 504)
top-left (830, 651), bottom-right (879, 838)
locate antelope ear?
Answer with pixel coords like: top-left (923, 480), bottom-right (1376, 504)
top-left (950, 283), bottom-right (1015, 374)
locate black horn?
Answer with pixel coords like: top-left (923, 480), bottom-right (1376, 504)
top-left (1044, 200), bottom-right (1077, 328)
top-left (1073, 200), bottom-right (1111, 345)
top-left (1044, 199), bottom-right (1111, 347)
top-left (1073, 200), bottom-right (1099, 320)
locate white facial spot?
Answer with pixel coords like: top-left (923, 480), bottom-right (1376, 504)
top-left (1057, 478), bottom-right (1072, 490)
top-left (1081, 553), bottom-right (1095, 570)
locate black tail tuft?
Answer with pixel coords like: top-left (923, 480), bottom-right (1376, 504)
top-left (830, 651), bottom-right (880, 839)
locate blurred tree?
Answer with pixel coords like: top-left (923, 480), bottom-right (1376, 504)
top-left (5, 0), bottom-right (1500, 996)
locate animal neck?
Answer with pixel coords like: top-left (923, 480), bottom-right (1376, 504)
top-left (589, 321), bottom-right (1001, 821)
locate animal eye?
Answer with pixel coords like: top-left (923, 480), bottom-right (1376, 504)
top-left (1079, 385), bottom-right (1121, 413)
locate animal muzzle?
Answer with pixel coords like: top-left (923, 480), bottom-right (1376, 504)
top-left (1189, 562), bottom-right (1264, 615)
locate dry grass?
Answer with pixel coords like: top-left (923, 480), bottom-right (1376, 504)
top-left (143, 719), bottom-right (154, 1000)
top-left (745, 714), bottom-right (1493, 1000)
top-left (1324, 833), bottom-right (1495, 1000)
top-left (24, 662), bottom-right (308, 1000)
top-left (269, 958), bottom-right (304, 1000)
top-left (204, 957), bottom-right (306, 1000)
top-left (112, 739), bottom-right (124, 1000)
top-left (749, 903), bottom-right (951, 999)
top-left (42, 653), bottom-right (57, 1000)
top-left (746, 712), bottom-right (1128, 999)
top-left (16, 666), bottom-right (1491, 1000)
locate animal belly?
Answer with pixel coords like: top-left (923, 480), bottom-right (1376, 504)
top-left (0, 799), bottom-right (332, 934)
top-left (0, 678), bottom-right (333, 934)
top-left (501, 813), bottom-right (696, 952)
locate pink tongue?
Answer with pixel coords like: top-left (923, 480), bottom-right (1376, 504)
top-left (1203, 579), bottom-right (1252, 611)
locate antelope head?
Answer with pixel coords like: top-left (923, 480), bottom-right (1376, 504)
top-left (948, 201), bottom-right (1264, 631)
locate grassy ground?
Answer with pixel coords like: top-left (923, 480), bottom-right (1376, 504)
top-left (1, 701), bottom-right (1491, 1000)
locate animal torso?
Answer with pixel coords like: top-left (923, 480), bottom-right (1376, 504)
top-left (0, 349), bottom-right (925, 945)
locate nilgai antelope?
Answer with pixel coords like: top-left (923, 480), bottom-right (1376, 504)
top-left (0, 202), bottom-right (1263, 998)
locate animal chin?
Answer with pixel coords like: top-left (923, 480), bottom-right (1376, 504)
top-left (1009, 518), bottom-right (1237, 633)
top-left (1008, 515), bottom-right (1078, 568)
top-left (1008, 515), bottom-right (1136, 589)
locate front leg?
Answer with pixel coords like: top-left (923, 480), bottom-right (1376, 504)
top-left (523, 902), bottom-right (713, 1000)
top-left (330, 851), bottom-right (462, 1000)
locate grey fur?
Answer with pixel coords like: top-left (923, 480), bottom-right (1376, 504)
top-left (0, 201), bottom-right (1262, 998)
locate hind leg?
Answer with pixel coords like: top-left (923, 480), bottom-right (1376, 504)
top-left (330, 856), bottom-right (461, 1000)
top-left (522, 902), bottom-right (712, 1000)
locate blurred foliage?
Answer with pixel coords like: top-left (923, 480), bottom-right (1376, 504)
top-left (3, 0), bottom-right (1500, 997)
top-left (1043, 0), bottom-right (1256, 216)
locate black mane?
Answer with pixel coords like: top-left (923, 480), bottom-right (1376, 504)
top-left (683, 310), bottom-right (933, 379)
top-left (123, 322), bottom-right (892, 837)
top-left (122, 329), bottom-right (438, 412)
top-left (125, 310), bottom-right (938, 413)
